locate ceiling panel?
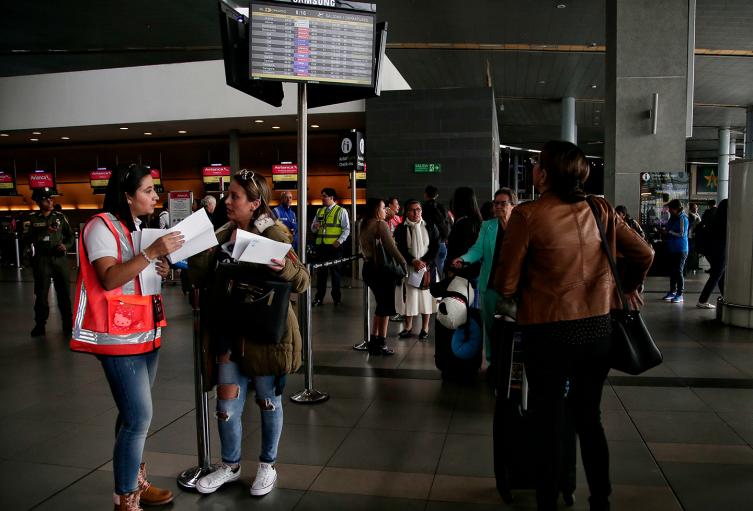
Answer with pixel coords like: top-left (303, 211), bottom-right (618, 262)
top-left (695, 0), bottom-right (753, 51)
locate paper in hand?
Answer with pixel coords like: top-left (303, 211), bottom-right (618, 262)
top-left (236, 232), bottom-right (291, 265)
top-left (133, 230), bottom-right (162, 295)
top-left (164, 208), bottom-right (219, 263)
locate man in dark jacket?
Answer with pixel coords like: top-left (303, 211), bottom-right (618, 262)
top-left (421, 185), bottom-right (452, 278)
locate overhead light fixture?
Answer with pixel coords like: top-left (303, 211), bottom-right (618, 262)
top-left (254, 119), bottom-right (264, 124)
top-left (61, 136), bottom-right (70, 140)
top-left (178, 130), bottom-right (187, 134)
top-left (272, 126), bottom-right (281, 129)
top-left (310, 124), bottom-right (320, 128)
top-left (30, 138), bottom-right (39, 142)
top-left (144, 132), bottom-right (153, 136)
top-left (119, 127), bottom-right (129, 130)
top-left (32, 131), bottom-right (41, 135)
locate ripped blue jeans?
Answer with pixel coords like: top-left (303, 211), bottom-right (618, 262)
top-left (216, 359), bottom-right (284, 464)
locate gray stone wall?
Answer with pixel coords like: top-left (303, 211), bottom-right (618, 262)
top-left (365, 87), bottom-right (499, 207)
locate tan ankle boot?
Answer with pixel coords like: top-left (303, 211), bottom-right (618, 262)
top-left (138, 463), bottom-right (174, 506)
top-left (114, 491), bottom-right (143, 511)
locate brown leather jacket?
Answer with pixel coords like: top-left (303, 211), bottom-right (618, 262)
top-left (494, 193), bottom-right (654, 326)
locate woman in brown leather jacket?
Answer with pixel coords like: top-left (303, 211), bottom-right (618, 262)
top-left (495, 141), bottom-right (653, 511)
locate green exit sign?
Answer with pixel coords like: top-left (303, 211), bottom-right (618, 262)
top-left (414, 163), bottom-right (442, 173)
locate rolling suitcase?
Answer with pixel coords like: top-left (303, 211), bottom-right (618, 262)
top-left (433, 308), bottom-right (483, 382)
top-left (492, 317), bottom-right (576, 506)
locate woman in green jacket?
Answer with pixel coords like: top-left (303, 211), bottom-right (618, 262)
top-left (451, 188), bottom-right (516, 365)
top-left (190, 170), bottom-right (309, 498)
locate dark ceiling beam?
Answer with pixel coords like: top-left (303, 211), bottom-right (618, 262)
top-left (388, 43), bottom-right (753, 58)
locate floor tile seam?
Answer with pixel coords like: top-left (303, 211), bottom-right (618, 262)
top-left (610, 385), bottom-right (687, 511)
top-left (687, 387), bottom-right (753, 447)
top-left (27, 459), bottom-right (112, 511)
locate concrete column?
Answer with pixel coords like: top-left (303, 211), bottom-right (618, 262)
top-left (561, 96), bottom-right (577, 144)
top-left (746, 106), bottom-right (753, 158)
top-left (229, 129), bottom-right (240, 175)
top-left (718, 127), bottom-right (730, 202)
top-left (605, 0), bottom-right (690, 215)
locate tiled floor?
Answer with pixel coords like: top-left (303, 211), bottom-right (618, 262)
top-left (2, 263), bottom-right (753, 510)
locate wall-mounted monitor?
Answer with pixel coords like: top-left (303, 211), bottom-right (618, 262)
top-left (249, 0), bottom-right (376, 87)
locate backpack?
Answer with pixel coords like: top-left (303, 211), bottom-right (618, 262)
top-left (422, 200), bottom-right (452, 240)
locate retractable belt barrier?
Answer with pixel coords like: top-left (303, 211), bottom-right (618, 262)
top-left (290, 253), bottom-right (363, 405)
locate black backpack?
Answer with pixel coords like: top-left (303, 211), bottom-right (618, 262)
top-left (422, 200), bottom-right (452, 240)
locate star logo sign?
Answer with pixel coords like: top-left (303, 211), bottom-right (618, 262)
top-left (704, 169), bottom-right (718, 191)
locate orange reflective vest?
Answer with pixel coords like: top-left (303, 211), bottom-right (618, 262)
top-left (70, 213), bottom-right (166, 356)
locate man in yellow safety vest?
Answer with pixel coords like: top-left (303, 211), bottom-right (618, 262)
top-left (311, 187), bottom-right (350, 306)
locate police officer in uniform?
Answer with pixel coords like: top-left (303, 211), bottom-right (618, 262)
top-left (28, 189), bottom-right (73, 337)
top-left (311, 187), bottom-right (350, 306)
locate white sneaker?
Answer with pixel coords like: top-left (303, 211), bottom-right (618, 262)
top-left (196, 463), bottom-right (241, 494)
top-left (696, 302), bottom-right (716, 309)
top-left (250, 462), bottom-right (277, 496)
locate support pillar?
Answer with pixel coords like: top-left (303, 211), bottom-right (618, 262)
top-left (605, 0), bottom-right (691, 215)
top-left (718, 128), bottom-right (730, 202)
top-left (561, 96), bottom-right (576, 144)
top-left (746, 106), bottom-right (753, 159)
top-left (229, 129), bottom-right (240, 175)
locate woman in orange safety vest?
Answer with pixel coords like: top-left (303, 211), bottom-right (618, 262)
top-left (71, 164), bottom-right (184, 511)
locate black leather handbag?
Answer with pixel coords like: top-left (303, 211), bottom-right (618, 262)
top-left (212, 261), bottom-right (291, 345)
top-left (587, 198), bottom-right (663, 375)
top-left (375, 238), bottom-right (406, 281)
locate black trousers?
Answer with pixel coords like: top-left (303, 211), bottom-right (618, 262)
top-left (32, 254), bottom-right (72, 329)
top-left (523, 334), bottom-right (612, 511)
top-left (315, 244), bottom-right (342, 302)
top-left (699, 246), bottom-right (726, 304)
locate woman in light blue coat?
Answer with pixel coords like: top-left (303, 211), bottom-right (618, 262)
top-left (451, 188), bottom-right (516, 365)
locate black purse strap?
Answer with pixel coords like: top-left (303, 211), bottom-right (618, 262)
top-left (585, 196), bottom-right (629, 313)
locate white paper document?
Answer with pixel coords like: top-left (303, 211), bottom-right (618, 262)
top-left (132, 230), bottom-right (162, 296)
top-left (407, 266), bottom-right (427, 288)
top-left (235, 231), bottom-right (291, 265)
top-left (163, 208), bottom-right (219, 263)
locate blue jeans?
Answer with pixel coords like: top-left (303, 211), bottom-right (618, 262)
top-left (99, 350), bottom-right (159, 495)
top-left (668, 251), bottom-right (688, 294)
top-left (435, 241), bottom-right (448, 279)
top-left (216, 360), bottom-right (284, 464)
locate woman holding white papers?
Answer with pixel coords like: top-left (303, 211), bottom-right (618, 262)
top-left (394, 199), bottom-right (440, 340)
top-left (190, 170), bottom-right (309, 498)
top-left (70, 164), bottom-right (184, 510)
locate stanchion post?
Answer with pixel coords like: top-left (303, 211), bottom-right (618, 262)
top-left (290, 82), bottom-right (329, 405)
top-left (74, 231), bottom-right (80, 268)
top-left (353, 280), bottom-right (371, 350)
top-left (177, 288), bottom-right (213, 489)
top-left (14, 232), bottom-right (21, 270)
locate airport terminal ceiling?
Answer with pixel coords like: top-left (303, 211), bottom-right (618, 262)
top-left (1, 0), bottom-right (752, 160)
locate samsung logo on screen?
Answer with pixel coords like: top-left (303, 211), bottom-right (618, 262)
top-left (291, 0), bottom-right (336, 6)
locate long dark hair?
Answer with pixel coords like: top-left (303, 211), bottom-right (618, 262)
top-left (450, 186), bottom-right (482, 224)
top-left (539, 140), bottom-right (590, 202)
top-left (103, 163), bottom-right (152, 232)
top-left (364, 197), bottom-right (384, 220)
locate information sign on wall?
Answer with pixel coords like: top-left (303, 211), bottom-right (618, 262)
top-left (414, 163), bottom-right (441, 174)
top-left (272, 163), bottom-right (298, 182)
top-left (168, 191), bottom-right (193, 227)
top-left (0, 170), bottom-right (16, 196)
top-left (90, 168), bottom-right (112, 193)
top-left (29, 170), bottom-right (54, 189)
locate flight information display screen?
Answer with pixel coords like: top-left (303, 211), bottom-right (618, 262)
top-left (249, 1), bottom-right (375, 86)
